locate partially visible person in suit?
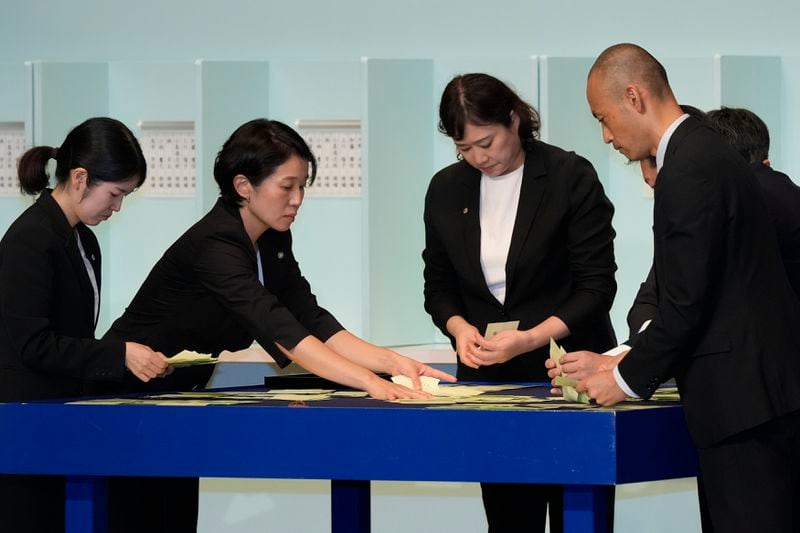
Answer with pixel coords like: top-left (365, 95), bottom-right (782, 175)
top-left (559, 43), bottom-right (800, 532)
top-left (705, 107), bottom-right (800, 300)
top-left (423, 73), bottom-right (617, 533)
top-left (103, 118), bottom-right (455, 533)
top-left (624, 106), bottom-right (800, 347)
top-left (0, 117), bottom-right (169, 533)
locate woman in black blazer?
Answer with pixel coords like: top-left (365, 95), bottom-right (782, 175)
top-left (0, 117), bottom-right (169, 533)
top-left (103, 118), bottom-right (454, 533)
top-left (423, 74), bottom-right (617, 533)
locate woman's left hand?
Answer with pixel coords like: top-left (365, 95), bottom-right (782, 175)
top-left (472, 330), bottom-right (534, 366)
top-left (385, 351), bottom-right (456, 390)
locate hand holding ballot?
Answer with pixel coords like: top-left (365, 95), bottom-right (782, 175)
top-left (384, 350), bottom-right (457, 391)
top-left (545, 339), bottom-right (630, 405)
top-left (545, 349), bottom-right (623, 385)
top-left (472, 320), bottom-right (528, 366)
top-left (547, 339), bottom-right (590, 404)
top-left (577, 369), bottom-right (627, 406)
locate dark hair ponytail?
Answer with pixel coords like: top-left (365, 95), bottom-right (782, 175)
top-left (438, 73), bottom-right (541, 152)
top-left (18, 146), bottom-right (59, 194)
top-left (17, 117), bottom-right (146, 196)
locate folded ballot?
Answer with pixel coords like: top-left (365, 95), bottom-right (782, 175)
top-left (549, 338), bottom-right (590, 404)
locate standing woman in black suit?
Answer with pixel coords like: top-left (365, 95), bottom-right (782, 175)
top-left (423, 74), bottom-right (617, 532)
top-left (0, 117), bottom-right (170, 533)
top-left (103, 118), bottom-right (455, 533)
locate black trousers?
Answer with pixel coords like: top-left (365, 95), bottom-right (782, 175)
top-left (99, 366), bottom-right (212, 533)
top-left (108, 476), bottom-right (199, 533)
top-left (697, 409), bottom-right (800, 533)
top-left (481, 482), bottom-right (616, 533)
top-left (0, 474), bottom-right (64, 533)
top-left (481, 483), bottom-right (564, 533)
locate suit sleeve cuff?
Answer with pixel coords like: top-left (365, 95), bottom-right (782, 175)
top-left (603, 344), bottom-right (631, 356)
top-left (613, 365), bottom-right (640, 398)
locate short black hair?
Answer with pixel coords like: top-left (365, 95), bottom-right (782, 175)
top-left (213, 119), bottom-right (317, 206)
top-left (17, 117), bottom-right (146, 195)
top-left (705, 107), bottom-right (769, 163)
top-left (438, 73), bottom-right (540, 152)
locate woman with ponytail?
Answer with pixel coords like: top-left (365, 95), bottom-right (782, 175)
top-left (0, 117), bottom-right (170, 532)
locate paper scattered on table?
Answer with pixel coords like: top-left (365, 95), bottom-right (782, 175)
top-left (549, 338), bottom-right (590, 404)
top-left (63, 383), bottom-right (677, 411)
top-left (484, 320), bottom-right (520, 339)
top-left (390, 375), bottom-right (523, 399)
top-left (391, 375), bottom-right (441, 394)
top-left (168, 351), bottom-right (218, 367)
top-left (267, 394), bottom-right (333, 401)
top-left (331, 391), bottom-right (369, 398)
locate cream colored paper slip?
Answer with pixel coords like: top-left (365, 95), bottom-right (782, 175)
top-left (484, 320), bottom-right (520, 339)
top-left (549, 338), bottom-right (590, 404)
top-left (168, 350), bottom-right (218, 367)
top-left (391, 375), bottom-right (481, 397)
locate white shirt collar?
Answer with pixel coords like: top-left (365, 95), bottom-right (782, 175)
top-left (655, 113), bottom-right (689, 171)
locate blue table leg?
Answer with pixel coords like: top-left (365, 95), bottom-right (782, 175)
top-left (331, 479), bottom-right (370, 533)
top-left (65, 475), bottom-right (107, 533)
top-left (563, 485), bottom-right (610, 533)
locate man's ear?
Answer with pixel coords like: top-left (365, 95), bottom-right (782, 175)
top-left (624, 85), bottom-right (645, 113)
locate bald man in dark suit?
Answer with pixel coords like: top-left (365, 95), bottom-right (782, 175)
top-left (560, 43), bottom-right (800, 532)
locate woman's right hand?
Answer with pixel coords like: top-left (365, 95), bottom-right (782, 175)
top-left (362, 373), bottom-right (433, 401)
top-left (124, 342), bottom-right (172, 383)
top-left (446, 316), bottom-right (483, 369)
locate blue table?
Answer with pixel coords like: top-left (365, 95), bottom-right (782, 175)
top-left (0, 385), bottom-right (698, 532)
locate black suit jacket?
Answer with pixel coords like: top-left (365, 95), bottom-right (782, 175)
top-left (751, 162), bottom-right (800, 298)
top-left (103, 199), bottom-right (343, 392)
top-left (618, 118), bottom-right (800, 447)
top-left (627, 163), bottom-right (800, 343)
top-left (0, 190), bottom-right (125, 401)
top-left (423, 142), bottom-right (617, 381)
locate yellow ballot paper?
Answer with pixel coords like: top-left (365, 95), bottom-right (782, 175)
top-left (484, 320), bottom-right (520, 339)
top-left (391, 375), bottom-right (441, 394)
top-left (168, 351), bottom-right (218, 368)
top-left (549, 338), bottom-right (590, 404)
top-left (390, 375), bottom-right (509, 399)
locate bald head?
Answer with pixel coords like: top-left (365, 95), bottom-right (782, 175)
top-left (589, 43), bottom-right (672, 101)
top-left (586, 43), bottom-right (684, 162)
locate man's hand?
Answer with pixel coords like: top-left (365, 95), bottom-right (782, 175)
top-left (577, 369), bottom-right (627, 406)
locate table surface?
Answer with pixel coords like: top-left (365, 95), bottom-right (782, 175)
top-left (0, 383), bottom-right (698, 486)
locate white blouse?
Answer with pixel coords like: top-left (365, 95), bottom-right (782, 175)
top-left (479, 164), bottom-right (524, 304)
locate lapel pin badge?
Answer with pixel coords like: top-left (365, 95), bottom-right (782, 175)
top-left (462, 207), bottom-right (469, 214)
top-left (277, 252), bottom-right (285, 259)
